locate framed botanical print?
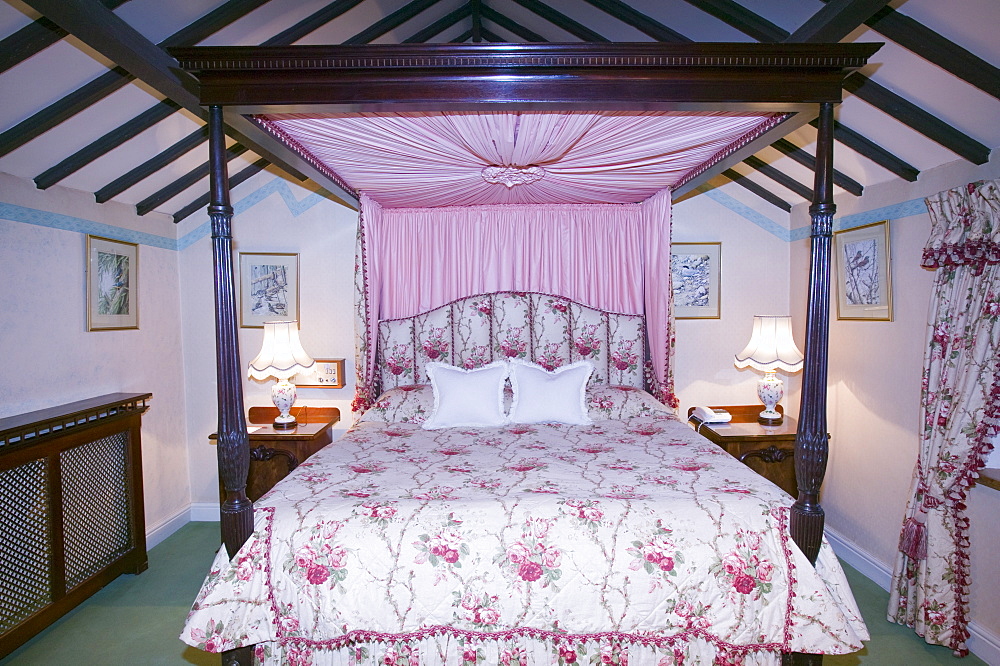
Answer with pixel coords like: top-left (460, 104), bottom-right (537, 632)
top-left (239, 252), bottom-right (299, 328)
top-left (834, 221), bottom-right (893, 321)
top-left (87, 235), bottom-right (139, 331)
top-left (671, 242), bottom-right (721, 319)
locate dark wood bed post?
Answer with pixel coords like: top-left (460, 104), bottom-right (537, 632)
top-left (207, 104), bottom-right (254, 666)
top-left (790, 101), bottom-right (837, 578)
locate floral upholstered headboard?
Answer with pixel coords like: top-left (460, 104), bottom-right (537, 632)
top-left (376, 292), bottom-right (646, 393)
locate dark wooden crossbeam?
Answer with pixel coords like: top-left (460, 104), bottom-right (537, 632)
top-left (0, 0), bottom-right (130, 74)
top-left (403, 4), bottom-right (471, 42)
top-left (172, 158), bottom-right (269, 224)
top-left (787, 0), bottom-right (890, 43)
top-left (811, 118), bottom-right (919, 181)
top-left (136, 144), bottom-right (249, 216)
top-left (0, 68), bottom-right (131, 159)
top-left (771, 138), bottom-right (863, 196)
top-left (450, 28), bottom-right (473, 43)
top-left (843, 72), bottom-right (990, 164)
top-left (480, 5), bottom-right (547, 42)
top-left (344, 0), bottom-right (444, 45)
top-left (742, 155), bottom-right (814, 201)
top-left (34, 100), bottom-right (181, 189)
top-left (863, 5), bottom-right (1000, 100)
top-left (509, 0), bottom-right (609, 42)
top-left (481, 28), bottom-right (506, 43)
top-left (680, 0), bottom-right (787, 42)
top-left (3, 0), bottom-right (271, 164)
top-left (472, 0), bottom-right (483, 43)
top-left (24, 0), bottom-right (357, 205)
top-left (95, 127), bottom-right (209, 203)
top-left (722, 168), bottom-right (792, 211)
top-left (580, 0), bottom-right (689, 42)
top-left (262, 0), bottom-right (367, 45)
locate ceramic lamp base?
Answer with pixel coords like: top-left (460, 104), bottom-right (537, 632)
top-left (271, 379), bottom-right (298, 429)
top-left (756, 371), bottom-right (784, 425)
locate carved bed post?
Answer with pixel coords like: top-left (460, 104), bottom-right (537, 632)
top-left (790, 101), bottom-right (837, 573)
top-left (208, 104), bottom-right (254, 666)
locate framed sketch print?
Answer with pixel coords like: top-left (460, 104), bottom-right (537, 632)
top-left (296, 358), bottom-right (346, 389)
top-left (240, 252), bottom-right (299, 328)
top-left (87, 235), bottom-right (138, 331)
top-left (671, 242), bottom-right (721, 319)
top-left (834, 220), bottom-right (893, 321)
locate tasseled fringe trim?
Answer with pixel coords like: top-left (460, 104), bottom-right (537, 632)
top-left (899, 517), bottom-right (927, 561)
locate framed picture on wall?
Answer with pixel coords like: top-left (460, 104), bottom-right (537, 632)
top-left (671, 242), bottom-right (721, 319)
top-left (296, 358), bottom-right (346, 388)
top-left (87, 235), bottom-right (139, 331)
top-left (239, 252), bottom-right (299, 328)
top-left (834, 221), bottom-right (892, 321)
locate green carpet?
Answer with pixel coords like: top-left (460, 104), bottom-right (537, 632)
top-left (1, 522), bottom-right (985, 664)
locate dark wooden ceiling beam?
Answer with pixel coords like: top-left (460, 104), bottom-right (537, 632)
top-left (722, 168), bottom-right (792, 211)
top-left (471, 0), bottom-right (483, 43)
top-left (843, 72), bottom-right (990, 163)
top-left (0, 0), bottom-right (130, 74)
top-left (742, 155), bottom-right (814, 200)
top-left (862, 5), bottom-right (1000, 100)
top-left (172, 158), bottom-right (269, 224)
top-left (787, 0), bottom-right (891, 43)
top-left (771, 138), bottom-right (863, 196)
top-left (403, 4), bottom-right (471, 42)
top-left (810, 117), bottom-right (919, 181)
top-left (579, 0), bottom-right (690, 42)
top-left (1, 0), bottom-right (272, 162)
top-left (34, 99), bottom-right (181, 189)
top-left (0, 68), bottom-right (131, 158)
top-left (95, 126), bottom-right (208, 203)
top-left (136, 144), bottom-right (248, 216)
top-left (479, 6), bottom-right (547, 42)
top-left (679, 0), bottom-right (787, 42)
top-left (23, 0), bottom-right (357, 206)
top-left (509, 0), bottom-right (610, 42)
top-left (262, 0), bottom-right (367, 45)
top-left (450, 29), bottom-right (473, 43)
top-left (481, 28), bottom-right (506, 43)
top-left (344, 0), bottom-right (444, 45)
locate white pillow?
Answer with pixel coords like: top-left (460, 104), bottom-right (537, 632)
top-left (508, 359), bottom-right (594, 425)
top-left (421, 361), bottom-right (510, 429)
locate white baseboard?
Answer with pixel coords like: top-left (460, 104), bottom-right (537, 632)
top-left (144, 502), bottom-right (220, 549)
top-left (825, 527), bottom-right (1000, 665)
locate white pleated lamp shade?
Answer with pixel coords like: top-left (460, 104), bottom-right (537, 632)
top-left (734, 315), bottom-right (804, 373)
top-left (248, 321), bottom-right (316, 381)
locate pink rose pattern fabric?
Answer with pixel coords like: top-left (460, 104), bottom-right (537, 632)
top-left (888, 179), bottom-right (1000, 654)
top-left (377, 293), bottom-right (646, 396)
top-left (182, 416), bottom-right (867, 664)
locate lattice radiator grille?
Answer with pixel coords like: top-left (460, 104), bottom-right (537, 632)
top-left (61, 432), bottom-right (134, 589)
top-left (0, 459), bottom-right (52, 634)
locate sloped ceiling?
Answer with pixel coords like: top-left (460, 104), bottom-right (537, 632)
top-left (0, 0), bottom-right (997, 222)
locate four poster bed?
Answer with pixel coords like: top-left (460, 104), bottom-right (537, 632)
top-left (170, 43), bottom-right (881, 665)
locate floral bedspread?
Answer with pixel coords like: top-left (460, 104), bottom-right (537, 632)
top-left (181, 415), bottom-right (867, 665)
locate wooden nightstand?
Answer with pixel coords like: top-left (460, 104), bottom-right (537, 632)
top-left (211, 406), bottom-right (340, 501)
top-left (687, 405), bottom-right (798, 497)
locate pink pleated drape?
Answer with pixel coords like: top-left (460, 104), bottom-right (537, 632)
top-left (353, 190), bottom-right (676, 412)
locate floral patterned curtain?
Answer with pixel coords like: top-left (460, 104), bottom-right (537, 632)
top-left (888, 179), bottom-right (1000, 655)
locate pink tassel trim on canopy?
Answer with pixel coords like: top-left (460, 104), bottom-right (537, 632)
top-left (899, 516), bottom-right (928, 561)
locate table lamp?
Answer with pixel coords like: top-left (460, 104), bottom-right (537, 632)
top-left (248, 320), bottom-right (316, 429)
top-left (734, 315), bottom-right (804, 425)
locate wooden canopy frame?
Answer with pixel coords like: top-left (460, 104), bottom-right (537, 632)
top-left (173, 42), bottom-right (880, 666)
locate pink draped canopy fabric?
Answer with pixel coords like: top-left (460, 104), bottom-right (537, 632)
top-left (353, 190), bottom-right (676, 412)
top-left (263, 111), bottom-right (780, 207)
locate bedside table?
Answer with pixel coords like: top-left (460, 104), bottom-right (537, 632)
top-left (211, 406), bottom-right (340, 501)
top-left (688, 405), bottom-right (798, 497)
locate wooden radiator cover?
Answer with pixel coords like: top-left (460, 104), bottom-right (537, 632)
top-left (0, 393), bottom-right (151, 658)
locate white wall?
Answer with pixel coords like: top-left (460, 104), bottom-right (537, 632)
top-left (787, 152), bottom-right (1000, 654)
top-left (0, 172), bottom-right (190, 537)
top-left (177, 172), bottom-right (359, 506)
